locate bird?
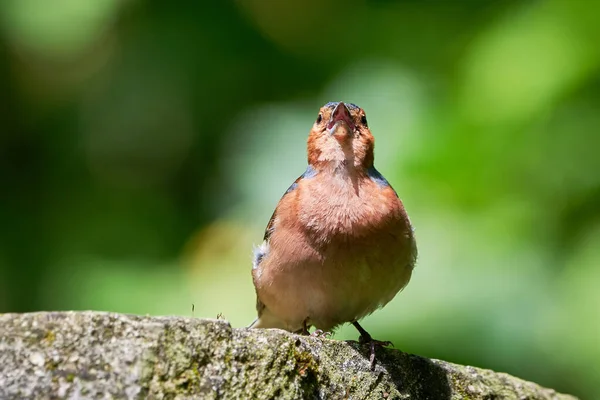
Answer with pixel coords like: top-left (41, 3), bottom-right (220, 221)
top-left (249, 101), bottom-right (417, 364)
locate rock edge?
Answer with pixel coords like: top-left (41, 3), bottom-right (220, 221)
top-left (0, 312), bottom-right (577, 399)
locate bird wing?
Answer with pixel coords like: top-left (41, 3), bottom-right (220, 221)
top-left (367, 166), bottom-right (399, 197)
top-left (249, 165), bottom-right (319, 329)
top-left (263, 164), bottom-right (317, 241)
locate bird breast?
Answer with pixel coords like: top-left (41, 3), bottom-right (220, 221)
top-left (297, 171), bottom-right (408, 246)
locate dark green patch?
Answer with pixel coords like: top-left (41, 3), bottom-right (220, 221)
top-left (291, 342), bottom-right (328, 397)
top-left (45, 359), bottom-right (59, 371)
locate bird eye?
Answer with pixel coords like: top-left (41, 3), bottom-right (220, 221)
top-left (316, 114), bottom-right (323, 124)
top-left (360, 115), bottom-right (368, 126)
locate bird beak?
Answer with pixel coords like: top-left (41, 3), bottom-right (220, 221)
top-left (327, 102), bottom-right (355, 134)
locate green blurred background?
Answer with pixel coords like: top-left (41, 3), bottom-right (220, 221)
top-left (1, 0), bottom-right (598, 398)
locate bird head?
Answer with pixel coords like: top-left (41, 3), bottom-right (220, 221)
top-left (307, 102), bottom-right (374, 170)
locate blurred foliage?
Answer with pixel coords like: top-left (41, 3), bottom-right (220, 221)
top-left (1, 0), bottom-right (599, 398)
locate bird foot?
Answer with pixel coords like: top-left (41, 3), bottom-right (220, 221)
top-left (358, 335), bottom-right (393, 347)
top-left (310, 329), bottom-right (332, 338)
top-left (359, 336), bottom-right (393, 370)
top-left (352, 321), bottom-right (393, 370)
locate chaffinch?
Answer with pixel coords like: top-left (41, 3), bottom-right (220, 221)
top-left (250, 101), bottom-right (417, 363)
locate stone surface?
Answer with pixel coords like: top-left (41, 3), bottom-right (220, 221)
top-left (0, 311), bottom-right (577, 399)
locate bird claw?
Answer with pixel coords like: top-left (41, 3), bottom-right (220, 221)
top-left (360, 338), bottom-right (393, 369)
top-left (310, 329), bottom-right (332, 338)
top-left (359, 336), bottom-right (393, 348)
top-left (351, 321), bottom-right (394, 369)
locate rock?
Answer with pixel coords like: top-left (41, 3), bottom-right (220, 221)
top-left (0, 312), bottom-right (577, 399)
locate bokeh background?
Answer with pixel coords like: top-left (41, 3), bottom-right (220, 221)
top-left (1, 0), bottom-right (599, 398)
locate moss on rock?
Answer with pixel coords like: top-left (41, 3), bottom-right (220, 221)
top-left (0, 312), bottom-right (578, 400)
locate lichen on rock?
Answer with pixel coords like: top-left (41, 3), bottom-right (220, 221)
top-left (0, 312), bottom-right (578, 399)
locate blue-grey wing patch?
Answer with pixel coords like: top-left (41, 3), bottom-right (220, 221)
top-left (367, 166), bottom-right (398, 197)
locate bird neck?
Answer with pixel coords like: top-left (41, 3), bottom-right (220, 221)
top-left (312, 159), bottom-right (371, 180)
top-left (307, 144), bottom-right (373, 173)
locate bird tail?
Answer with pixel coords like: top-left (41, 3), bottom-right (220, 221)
top-left (248, 318), bottom-right (261, 328)
top-left (247, 308), bottom-right (287, 330)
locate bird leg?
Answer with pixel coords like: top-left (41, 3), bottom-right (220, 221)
top-left (352, 321), bottom-right (393, 369)
top-left (294, 318), bottom-right (310, 335)
top-left (295, 319), bottom-right (332, 338)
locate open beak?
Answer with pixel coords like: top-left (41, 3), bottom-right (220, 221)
top-left (327, 102), bottom-right (355, 132)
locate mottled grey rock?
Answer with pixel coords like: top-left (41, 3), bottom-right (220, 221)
top-left (0, 312), bottom-right (577, 399)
